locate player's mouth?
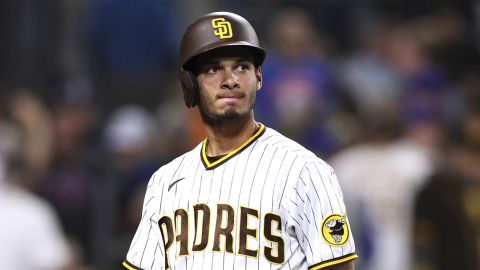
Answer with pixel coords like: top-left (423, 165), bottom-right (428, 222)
top-left (216, 93), bottom-right (244, 103)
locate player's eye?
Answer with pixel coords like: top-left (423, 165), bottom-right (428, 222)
top-left (206, 66), bottom-right (219, 74)
top-left (236, 63), bottom-right (249, 72)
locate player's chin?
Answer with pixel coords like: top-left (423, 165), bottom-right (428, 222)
top-left (217, 108), bottom-right (249, 120)
top-left (213, 100), bottom-right (253, 119)
top-left (217, 102), bottom-right (245, 114)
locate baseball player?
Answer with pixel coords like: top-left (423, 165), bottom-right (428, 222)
top-left (123, 11), bottom-right (357, 270)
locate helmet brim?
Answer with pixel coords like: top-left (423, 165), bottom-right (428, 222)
top-left (182, 43), bottom-right (266, 71)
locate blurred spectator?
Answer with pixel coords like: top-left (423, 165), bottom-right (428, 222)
top-left (37, 79), bottom-right (108, 268)
top-left (0, 92), bottom-right (72, 270)
top-left (0, 90), bottom-right (54, 188)
top-left (412, 8), bottom-right (480, 82)
top-left (330, 110), bottom-right (438, 270)
top-left (0, 152), bottom-right (72, 270)
top-left (412, 108), bottom-right (480, 270)
top-left (379, 21), bottom-right (463, 133)
top-left (335, 22), bottom-right (454, 266)
top-left (101, 105), bottom-right (165, 262)
top-left (101, 99), bottom-right (199, 264)
top-left (339, 19), bottom-right (458, 124)
top-left (82, 0), bottom-right (180, 112)
top-left (338, 21), bottom-right (403, 121)
top-left (255, 7), bottom-right (340, 156)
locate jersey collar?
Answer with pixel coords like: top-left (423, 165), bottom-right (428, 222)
top-left (201, 123), bottom-right (266, 170)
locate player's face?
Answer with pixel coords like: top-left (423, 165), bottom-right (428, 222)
top-left (194, 47), bottom-right (262, 123)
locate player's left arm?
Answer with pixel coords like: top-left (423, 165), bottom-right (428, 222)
top-left (287, 160), bottom-right (357, 269)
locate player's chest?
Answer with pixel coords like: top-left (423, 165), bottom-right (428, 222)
top-left (160, 156), bottom-right (292, 212)
top-left (154, 167), bottom-right (289, 269)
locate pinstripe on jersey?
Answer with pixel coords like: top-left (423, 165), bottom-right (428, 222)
top-left (124, 124), bottom-right (357, 269)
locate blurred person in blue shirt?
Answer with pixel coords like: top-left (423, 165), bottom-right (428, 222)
top-left (255, 7), bottom-right (341, 156)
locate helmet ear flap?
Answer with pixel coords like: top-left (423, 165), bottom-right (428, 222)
top-left (179, 69), bottom-right (199, 108)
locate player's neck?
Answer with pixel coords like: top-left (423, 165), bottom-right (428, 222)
top-left (203, 117), bottom-right (258, 157)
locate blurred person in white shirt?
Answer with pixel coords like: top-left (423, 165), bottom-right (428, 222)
top-left (0, 91), bottom-right (72, 270)
top-left (330, 110), bottom-right (438, 270)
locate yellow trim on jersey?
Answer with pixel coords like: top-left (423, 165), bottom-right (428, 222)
top-left (122, 261), bottom-right (139, 270)
top-left (201, 123), bottom-right (265, 169)
top-left (309, 253), bottom-right (358, 270)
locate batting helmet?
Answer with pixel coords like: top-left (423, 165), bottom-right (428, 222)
top-left (179, 12), bottom-right (266, 108)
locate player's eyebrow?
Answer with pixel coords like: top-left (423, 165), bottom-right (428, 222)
top-left (203, 57), bottom-right (253, 66)
top-left (194, 57), bottom-right (253, 74)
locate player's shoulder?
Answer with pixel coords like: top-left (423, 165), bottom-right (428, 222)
top-left (261, 126), bottom-right (330, 167)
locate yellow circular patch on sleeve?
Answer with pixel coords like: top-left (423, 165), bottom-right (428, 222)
top-left (321, 214), bottom-right (350, 246)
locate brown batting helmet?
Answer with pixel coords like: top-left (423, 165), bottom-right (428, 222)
top-left (179, 11), bottom-right (266, 108)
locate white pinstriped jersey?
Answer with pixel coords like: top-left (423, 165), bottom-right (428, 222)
top-left (123, 124), bottom-right (357, 270)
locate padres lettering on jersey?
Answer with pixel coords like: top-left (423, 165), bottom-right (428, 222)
top-left (123, 124), bottom-right (357, 270)
top-left (156, 204), bottom-right (285, 267)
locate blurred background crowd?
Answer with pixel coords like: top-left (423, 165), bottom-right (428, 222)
top-left (0, 0), bottom-right (479, 269)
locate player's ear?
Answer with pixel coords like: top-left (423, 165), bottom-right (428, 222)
top-left (255, 66), bottom-right (262, 91)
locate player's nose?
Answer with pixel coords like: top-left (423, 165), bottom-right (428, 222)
top-left (221, 68), bottom-right (239, 90)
